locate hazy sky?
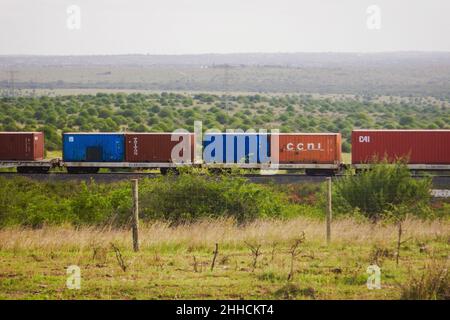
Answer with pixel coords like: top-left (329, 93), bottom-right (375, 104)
top-left (1, 0), bottom-right (449, 55)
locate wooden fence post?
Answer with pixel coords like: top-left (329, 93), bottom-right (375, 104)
top-left (131, 179), bottom-right (140, 252)
top-left (326, 177), bottom-right (332, 245)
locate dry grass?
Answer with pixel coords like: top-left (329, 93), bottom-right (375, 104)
top-left (0, 217), bottom-right (447, 251)
top-left (400, 260), bottom-right (449, 300)
top-left (0, 217), bottom-right (448, 299)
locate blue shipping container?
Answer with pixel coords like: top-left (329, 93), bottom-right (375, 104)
top-left (203, 133), bottom-right (270, 164)
top-left (63, 133), bottom-right (125, 162)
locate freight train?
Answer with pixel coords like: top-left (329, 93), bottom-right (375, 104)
top-left (0, 130), bottom-right (449, 175)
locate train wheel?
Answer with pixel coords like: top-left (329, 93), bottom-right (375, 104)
top-left (38, 167), bottom-right (50, 174)
top-left (305, 169), bottom-right (336, 176)
top-left (17, 167), bottom-right (50, 174)
top-left (67, 167), bottom-right (99, 174)
top-left (67, 167), bottom-right (78, 174)
top-left (85, 167), bottom-right (100, 174)
top-left (17, 167), bottom-right (31, 173)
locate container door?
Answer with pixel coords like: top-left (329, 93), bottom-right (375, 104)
top-left (24, 137), bottom-right (32, 158)
top-left (33, 135), bottom-right (39, 159)
top-left (86, 147), bottom-right (103, 161)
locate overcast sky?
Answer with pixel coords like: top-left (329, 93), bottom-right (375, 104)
top-left (1, 0), bottom-right (449, 55)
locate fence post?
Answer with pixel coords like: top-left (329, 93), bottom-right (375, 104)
top-left (131, 179), bottom-right (140, 252)
top-left (326, 177), bottom-right (332, 245)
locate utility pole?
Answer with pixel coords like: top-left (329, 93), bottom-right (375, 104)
top-left (326, 177), bottom-right (332, 245)
top-left (9, 70), bottom-right (18, 98)
top-left (131, 179), bottom-right (140, 252)
top-left (223, 64), bottom-right (230, 116)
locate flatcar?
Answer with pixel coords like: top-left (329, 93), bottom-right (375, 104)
top-left (63, 132), bottom-right (195, 174)
top-left (63, 132), bottom-right (125, 173)
top-left (0, 132), bottom-right (53, 173)
top-left (1, 129), bottom-right (449, 175)
top-left (202, 132), bottom-right (342, 175)
top-left (273, 132), bottom-right (341, 175)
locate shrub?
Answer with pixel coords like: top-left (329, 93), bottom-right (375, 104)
top-left (0, 174), bottom-right (314, 227)
top-left (138, 174), bottom-right (293, 223)
top-left (0, 177), bottom-right (132, 227)
top-left (69, 182), bottom-right (131, 225)
top-left (333, 161), bottom-right (432, 220)
top-left (0, 178), bottom-right (72, 227)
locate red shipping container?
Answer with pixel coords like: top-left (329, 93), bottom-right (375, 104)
top-left (273, 133), bottom-right (342, 164)
top-left (352, 130), bottom-right (450, 164)
top-left (125, 133), bottom-right (194, 163)
top-left (0, 132), bottom-right (45, 161)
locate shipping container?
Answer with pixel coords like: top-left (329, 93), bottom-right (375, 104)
top-left (125, 132), bottom-right (194, 163)
top-left (352, 130), bottom-right (450, 165)
top-left (273, 133), bottom-right (342, 165)
top-left (203, 132), bottom-right (270, 164)
top-left (63, 133), bottom-right (125, 162)
top-left (0, 132), bottom-right (44, 160)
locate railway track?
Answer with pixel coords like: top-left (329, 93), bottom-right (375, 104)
top-left (1, 172), bottom-right (450, 187)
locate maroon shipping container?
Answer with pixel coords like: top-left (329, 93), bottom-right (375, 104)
top-left (0, 132), bottom-right (45, 161)
top-left (125, 133), bottom-right (194, 163)
top-left (352, 130), bottom-right (450, 165)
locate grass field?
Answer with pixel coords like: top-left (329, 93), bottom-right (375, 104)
top-left (0, 217), bottom-right (448, 300)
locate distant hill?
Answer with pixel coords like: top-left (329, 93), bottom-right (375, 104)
top-left (1, 52), bottom-right (450, 97)
top-left (2, 52), bottom-right (450, 67)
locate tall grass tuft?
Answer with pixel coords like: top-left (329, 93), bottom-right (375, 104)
top-left (400, 260), bottom-right (449, 300)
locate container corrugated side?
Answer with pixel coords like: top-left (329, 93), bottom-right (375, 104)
top-left (273, 133), bottom-right (341, 164)
top-left (125, 133), bottom-right (194, 163)
top-left (0, 132), bottom-right (44, 161)
top-left (203, 133), bottom-right (270, 164)
top-left (352, 130), bottom-right (450, 164)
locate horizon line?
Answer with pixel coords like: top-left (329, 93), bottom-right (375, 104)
top-left (1, 50), bottom-right (450, 57)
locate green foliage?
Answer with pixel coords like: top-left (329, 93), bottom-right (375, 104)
top-left (0, 93), bottom-right (448, 153)
top-left (332, 161), bottom-right (432, 220)
top-left (138, 173), bottom-right (296, 223)
top-left (0, 178), bottom-right (132, 227)
top-left (0, 175), bottom-right (314, 227)
top-left (342, 140), bottom-right (351, 153)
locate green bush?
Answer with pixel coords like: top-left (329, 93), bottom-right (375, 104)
top-left (0, 178), bottom-right (72, 227)
top-left (0, 174), bottom-right (312, 227)
top-left (1, 93), bottom-right (449, 153)
top-left (138, 174), bottom-right (294, 223)
top-left (0, 178), bottom-right (132, 227)
top-left (333, 161), bottom-right (432, 220)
